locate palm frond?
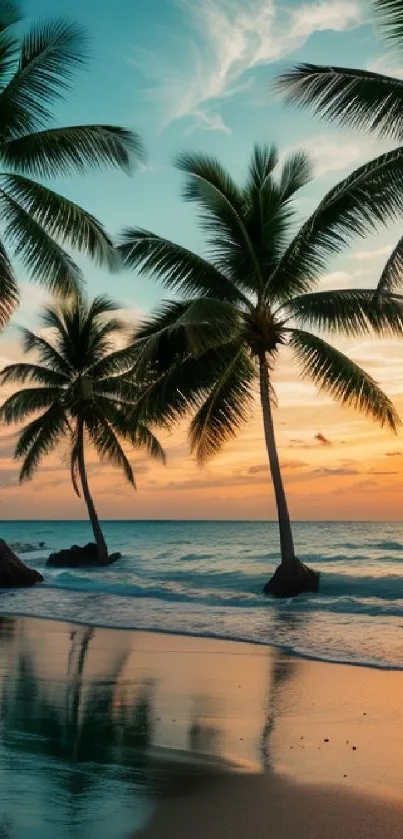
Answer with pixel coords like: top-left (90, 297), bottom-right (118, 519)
top-left (131, 424), bottom-right (166, 464)
top-left (246, 143), bottom-right (278, 191)
top-left (0, 385), bottom-right (63, 424)
top-left (289, 328), bottom-right (400, 430)
top-left (0, 30), bottom-right (18, 91)
top-left (39, 303), bottom-right (73, 358)
top-left (86, 413), bottom-right (135, 487)
top-left (17, 403), bottom-right (68, 482)
top-left (269, 147), bottom-right (403, 301)
top-left (0, 0), bottom-right (22, 89)
top-left (283, 288), bottom-right (403, 336)
top-left (276, 63), bottom-right (403, 139)
top-left (0, 0), bottom-right (21, 30)
top-left (279, 150), bottom-right (313, 201)
top-left (0, 361), bottom-right (67, 386)
top-left (0, 19), bottom-right (88, 137)
top-left (128, 342), bottom-right (241, 431)
top-left (87, 294), bottom-right (122, 320)
top-left (96, 374), bottom-right (140, 404)
top-left (2, 175), bottom-right (118, 269)
top-left (96, 393), bottom-right (165, 464)
top-left (189, 347), bottom-right (256, 463)
top-left (39, 295), bottom-right (126, 373)
top-left (19, 326), bottom-right (72, 375)
top-left (88, 345), bottom-right (138, 381)
top-left (2, 125), bottom-right (144, 176)
top-left (0, 238), bottom-right (18, 328)
top-left (377, 236), bottom-right (403, 293)
top-left (118, 228), bottom-right (245, 303)
top-left (175, 151), bottom-right (264, 293)
top-left (1, 189), bottom-right (82, 294)
top-left (373, 0), bottom-right (403, 46)
top-left (134, 297), bottom-right (240, 375)
top-left (14, 410), bottom-right (49, 457)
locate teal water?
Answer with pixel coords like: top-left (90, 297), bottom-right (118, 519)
top-left (0, 520), bottom-right (403, 668)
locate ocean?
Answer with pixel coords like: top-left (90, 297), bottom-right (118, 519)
top-left (1, 519), bottom-right (403, 670)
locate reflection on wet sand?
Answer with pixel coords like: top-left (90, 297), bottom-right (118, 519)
top-left (0, 616), bottom-right (402, 839)
top-left (0, 617), bottom-right (267, 839)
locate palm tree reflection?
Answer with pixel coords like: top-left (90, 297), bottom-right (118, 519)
top-left (260, 611), bottom-right (303, 769)
top-left (0, 625), bottom-right (157, 838)
top-left (0, 626), bottom-right (155, 770)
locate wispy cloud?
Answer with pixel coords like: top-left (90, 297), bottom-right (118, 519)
top-left (352, 245), bottom-right (393, 261)
top-left (185, 110), bottom-right (233, 136)
top-left (132, 0), bottom-right (362, 131)
top-left (285, 132), bottom-right (395, 179)
top-left (368, 55), bottom-right (403, 79)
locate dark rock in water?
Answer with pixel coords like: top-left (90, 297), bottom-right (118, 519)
top-left (46, 542), bottom-right (121, 569)
top-left (0, 539), bottom-right (43, 587)
top-left (263, 559), bottom-right (319, 598)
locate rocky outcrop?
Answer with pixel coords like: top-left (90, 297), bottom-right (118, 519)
top-left (0, 539), bottom-right (43, 587)
top-left (263, 559), bottom-right (319, 598)
top-left (46, 542), bottom-right (121, 568)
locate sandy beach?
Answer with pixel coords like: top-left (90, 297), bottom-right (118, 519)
top-left (0, 616), bottom-right (402, 838)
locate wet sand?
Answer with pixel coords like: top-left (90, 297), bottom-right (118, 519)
top-left (0, 616), bottom-right (402, 838)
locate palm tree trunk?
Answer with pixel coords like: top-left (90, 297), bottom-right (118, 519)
top-left (258, 352), bottom-right (295, 565)
top-left (76, 420), bottom-right (109, 565)
top-left (258, 353), bottom-right (319, 597)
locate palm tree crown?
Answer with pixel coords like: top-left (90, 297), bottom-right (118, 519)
top-left (0, 2), bottom-right (143, 328)
top-left (0, 293), bottom-right (164, 561)
top-left (276, 0), bottom-right (403, 296)
top-left (118, 144), bottom-right (403, 593)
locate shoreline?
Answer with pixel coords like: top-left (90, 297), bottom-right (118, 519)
top-left (0, 609), bottom-right (401, 672)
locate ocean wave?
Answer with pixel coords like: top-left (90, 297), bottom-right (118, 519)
top-left (36, 567), bottom-right (403, 618)
top-left (10, 541), bottom-right (47, 554)
top-left (372, 540), bottom-right (403, 551)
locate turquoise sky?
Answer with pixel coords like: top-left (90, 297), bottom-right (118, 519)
top-left (11, 0), bottom-right (398, 322)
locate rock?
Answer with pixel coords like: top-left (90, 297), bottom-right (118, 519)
top-left (263, 559), bottom-right (320, 598)
top-left (46, 543), bottom-right (121, 569)
top-left (0, 539), bottom-right (43, 587)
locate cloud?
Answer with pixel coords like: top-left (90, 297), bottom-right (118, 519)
top-left (368, 55), bottom-right (403, 79)
top-left (162, 473), bottom-right (270, 492)
top-left (352, 245), bottom-right (393, 261)
top-left (315, 432), bottom-right (332, 446)
top-left (0, 431), bottom-right (18, 458)
top-left (312, 466), bottom-right (359, 476)
top-left (285, 133), bottom-right (395, 179)
top-left (288, 434), bottom-right (334, 449)
top-left (319, 270), bottom-right (351, 289)
top-left (185, 109), bottom-right (232, 135)
top-left (0, 469), bottom-right (19, 488)
top-left (386, 451), bottom-right (403, 457)
top-left (132, 0), bottom-right (362, 130)
top-left (248, 459), bottom-right (306, 474)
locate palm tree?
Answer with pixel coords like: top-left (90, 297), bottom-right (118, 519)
top-left (276, 0), bottom-right (403, 296)
top-left (118, 144), bottom-right (403, 596)
top-left (0, 293), bottom-right (165, 564)
top-left (0, 1), bottom-right (143, 328)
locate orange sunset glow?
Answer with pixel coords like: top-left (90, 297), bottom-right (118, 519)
top-left (1, 323), bottom-right (401, 521)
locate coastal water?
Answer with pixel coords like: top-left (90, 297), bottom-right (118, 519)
top-left (1, 519), bottom-right (403, 669)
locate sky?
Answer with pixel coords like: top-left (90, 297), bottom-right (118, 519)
top-left (1, 0), bottom-right (403, 520)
